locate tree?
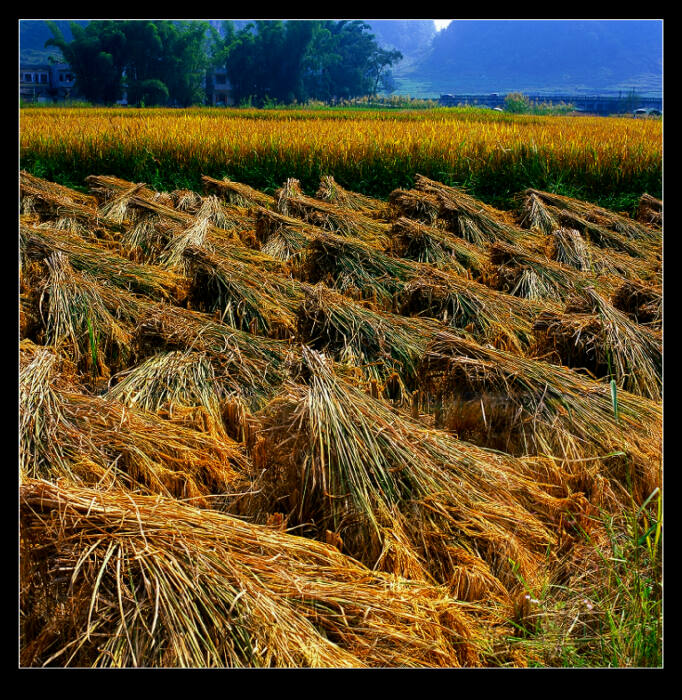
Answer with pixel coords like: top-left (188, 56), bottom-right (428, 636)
top-left (216, 20), bottom-right (403, 105)
top-left (46, 20), bottom-right (212, 107)
top-left (302, 21), bottom-right (402, 102)
top-left (46, 21), bottom-right (127, 104)
top-left (221, 20), bottom-right (318, 105)
top-left (368, 47), bottom-right (403, 95)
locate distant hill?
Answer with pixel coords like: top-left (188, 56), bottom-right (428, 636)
top-left (20, 19), bottom-right (663, 99)
top-left (20, 20), bottom-right (88, 63)
top-left (405, 19), bottom-right (662, 97)
top-left (363, 20), bottom-right (436, 59)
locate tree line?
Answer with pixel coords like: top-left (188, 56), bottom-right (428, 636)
top-left (45, 20), bottom-right (402, 107)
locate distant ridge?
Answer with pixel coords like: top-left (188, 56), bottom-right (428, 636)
top-left (403, 19), bottom-right (662, 98)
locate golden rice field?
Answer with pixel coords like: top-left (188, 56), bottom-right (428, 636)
top-left (19, 104), bottom-right (662, 668)
top-left (20, 107), bottom-right (662, 206)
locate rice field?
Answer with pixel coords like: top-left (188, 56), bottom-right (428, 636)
top-left (20, 107), bottom-right (662, 208)
top-left (19, 109), bottom-right (662, 668)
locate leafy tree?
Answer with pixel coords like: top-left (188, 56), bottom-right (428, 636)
top-left (154, 21), bottom-right (211, 106)
top-left (46, 20), bottom-right (212, 107)
top-left (302, 21), bottom-right (402, 101)
top-left (222, 20), bottom-right (318, 105)
top-left (504, 92), bottom-right (531, 113)
top-left (46, 21), bottom-right (127, 104)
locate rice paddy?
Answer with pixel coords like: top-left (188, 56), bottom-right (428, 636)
top-left (19, 109), bottom-right (662, 668)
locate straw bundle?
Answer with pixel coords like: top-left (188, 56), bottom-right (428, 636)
top-left (19, 341), bottom-right (251, 503)
top-left (21, 170), bottom-right (98, 210)
top-left (253, 207), bottom-right (319, 263)
top-left (417, 332), bottom-right (661, 503)
top-left (522, 188), bottom-right (659, 244)
top-left (414, 175), bottom-right (540, 248)
top-left (275, 178), bottom-right (390, 246)
top-left (316, 175), bottom-right (388, 217)
top-left (298, 283), bottom-right (442, 393)
top-left (533, 288), bottom-right (661, 400)
top-left (636, 193), bottom-right (662, 228)
top-left (254, 348), bottom-right (583, 598)
top-left (134, 304), bottom-right (297, 417)
top-left (545, 229), bottom-right (659, 284)
top-left (518, 190), bottom-right (658, 260)
top-left (399, 268), bottom-right (540, 355)
top-left (489, 241), bottom-right (596, 302)
top-left (388, 189), bottom-right (442, 225)
top-left (389, 217), bottom-right (489, 279)
top-left (181, 245), bottom-right (303, 338)
top-left (19, 172), bottom-right (123, 241)
top-left (20, 223), bottom-right (188, 304)
top-left (107, 350), bottom-right (228, 438)
top-left (202, 174), bottom-right (276, 209)
top-left (21, 478), bottom-right (482, 668)
top-left (38, 252), bottom-right (145, 376)
top-left (85, 174), bottom-right (160, 203)
top-left (170, 188), bottom-right (203, 212)
top-left (611, 279), bottom-right (662, 327)
top-left (303, 230), bottom-right (414, 309)
top-left (544, 228), bottom-right (593, 272)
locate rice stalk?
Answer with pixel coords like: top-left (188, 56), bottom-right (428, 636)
top-left (21, 477), bottom-right (482, 668)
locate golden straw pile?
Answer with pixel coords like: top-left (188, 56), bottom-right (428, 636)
top-left (19, 170), bottom-right (662, 668)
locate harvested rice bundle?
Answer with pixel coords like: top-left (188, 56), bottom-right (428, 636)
top-left (97, 182), bottom-right (150, 224)
top-left (518, 191), bottom-right (658, 260)
top-left (20, 223), bottom-right (188, 303)
top-left (159, 217), bottom-right (214, 273)
top-left (522, 188), bottom-right (659, 244)
top-left (21, 478), bottom-right (481, 668)
top-left (489, 241), bottom-right (598, 302)
top-left (107, 350), bottom-right (227, 438)
top-left (85, 174), bottom-right (160, 203)
top-left (170, 188), bottom-right (203, 212)
top-left (389, 217), bottom-right (489, 280)
top-left (544, 228), bottom-right (593, 272)
top-left (39, 252), bottom-right (145, 376)
top-left (255, 348), bottom-right (583, 598)
top-left (417, 332), bottom-right (661, 503)
top-left (298, 283), bottom-right (442, 394)
top-left (254, 207), bottom-right (319, 263)
top-left (533, 288), bottom-right (661, 400)
top-left (19, 173), bottom-right (119, 240)
top-left (316, 175), bottom-right (388, 217)
top-left (636, 193), bottom-right (662, 228)
top-left (399, 269), bottom-right (540, 355)
top-left (611, 279), bottom-right (662, 327)
top-left (275, 178), bottom-right (390, 246)
top-left (414, 174), bottom-right (540, 248)
top-left (544, 229), bottom-right (659, 284)
top-left (181, 245), bottom-right (303, 338)
top-left (121, 214), bottom-right (174, 264)
top-left (388, 189), bottom-right (442, 225)
top-left (202, 174), bottom-right (276, 209)
top-left (87, 176), bottom-right (252, 236)
top-left (21, 170), bottom-right (98, 210)
top-left (303, 230), bottom-right (415, 309)
top-left (134, 304), bottom-right (297, 417)
top-left (195, 194), bottom-right (252, 231)
top-left (19, 341), bottom-right (250, 503)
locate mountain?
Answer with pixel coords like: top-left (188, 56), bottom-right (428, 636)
top-left (20, 20), bottom-right (88, 63)
top-left (363, 20), bottom-right (436, 59)
top-left (407, 19), bottom-right (662, 97)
